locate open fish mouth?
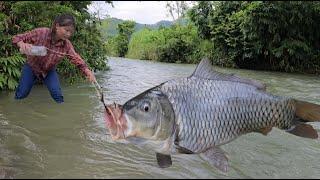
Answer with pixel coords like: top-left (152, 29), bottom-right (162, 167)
top-left (104, 103), bottom-right (127, 140)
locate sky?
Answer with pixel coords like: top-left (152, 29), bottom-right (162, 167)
top-left (87, 1), bottom-right (194, 24)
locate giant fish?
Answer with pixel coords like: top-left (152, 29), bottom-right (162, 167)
top-left (104, 58), bottom-right (320, 172)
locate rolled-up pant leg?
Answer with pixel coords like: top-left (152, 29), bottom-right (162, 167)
top-left (15, 64), bottom-right (36, 99)
top-left (43, 69), bottom-right (64, 103)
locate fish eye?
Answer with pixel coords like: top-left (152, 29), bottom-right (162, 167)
top-left (143, 104), bottom-right (149, 112)
top-left (141, 102), bottom-right (150, 112)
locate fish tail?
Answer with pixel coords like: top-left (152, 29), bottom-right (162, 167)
top-left (295, 100), bottom-right (320, 122)
top-left (286, 100), bottom-right (320, 139)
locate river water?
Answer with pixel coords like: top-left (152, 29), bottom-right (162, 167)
top-left (0, 57), bottom-right (319, 178)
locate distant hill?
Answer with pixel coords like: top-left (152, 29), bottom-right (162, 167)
top-left (135, 20), bottom-right (173, 31)
top-left (98, 17), bottom-right (123, 37)
top-left (97, 17), bottom-right (188, 39)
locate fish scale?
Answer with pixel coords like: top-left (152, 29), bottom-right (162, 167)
top-left (159, 77), bottom-right (295, 153)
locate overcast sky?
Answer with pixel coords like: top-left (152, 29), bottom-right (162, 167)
top-left (87, 1), bottom-right (194, 24)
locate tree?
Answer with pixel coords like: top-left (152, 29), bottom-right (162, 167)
top-left (115, 20), bottom-right (135, 57)
top-left (88, 1), bottom-right (114, 24)
top-left (165, 1), bottom-right (192, 22)
top-left (188, 1), bottom-right (214, 39)
top-left (188, 1), bottom-right (320, 74)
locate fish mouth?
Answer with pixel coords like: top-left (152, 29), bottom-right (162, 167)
top-left (104, 103), bottom-right (127, 140)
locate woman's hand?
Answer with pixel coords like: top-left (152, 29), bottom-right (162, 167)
top-left (17, 41), bottom-right (32, 55)
top-left (85, 69), bottom-right (97, 83)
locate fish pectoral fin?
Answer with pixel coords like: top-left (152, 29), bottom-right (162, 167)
top-left (200, 147), bottom-right (229, 173)
top-left (156, 153), bottom-right (172, 168)
top-left (256, 126), bottom-right (273, 136)
top-left (286, 123), bottom-right (318, 139)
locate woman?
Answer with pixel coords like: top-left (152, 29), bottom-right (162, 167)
top-left (12, 14), bottom-right (96, 103)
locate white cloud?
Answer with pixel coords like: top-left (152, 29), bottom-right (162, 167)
top-left (87, 1), bottom-right (194, 24)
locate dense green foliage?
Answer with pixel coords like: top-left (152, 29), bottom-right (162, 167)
top-left (0, 1), bottom-right (109, 91)
top-left (126, 24), bottom-right (206, 63)
top-left (107, 1), bottom-right (320, 75)
top-left (155, 24), bottom-right (203, 63)
top-left (189, 1), bottom-right (320, 73)
top-left (105, 20), bottom-right (135, 57)
top-left (126, 28), bottom-right (160, 60)
top-left (104, 18), bottom-right (190, 59)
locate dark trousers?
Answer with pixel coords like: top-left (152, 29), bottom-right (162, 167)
top-left (15, 63), bottom-right (64, 103)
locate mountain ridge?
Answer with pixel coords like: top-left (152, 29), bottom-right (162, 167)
top-left (98, 17), bottom-right (174, 38)
top-left (98, 17), bottom-right (188, 39)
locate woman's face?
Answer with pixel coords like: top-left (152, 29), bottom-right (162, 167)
top-left (55, 24), bottom-right (75, 41)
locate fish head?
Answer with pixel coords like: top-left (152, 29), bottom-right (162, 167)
top-left (105, 88), bottom-right (175, 142)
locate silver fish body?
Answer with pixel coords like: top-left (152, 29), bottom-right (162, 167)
top-left (158, 76), bottom-right (295, 153)
top-left (104, 58), bottom-right (319, 172)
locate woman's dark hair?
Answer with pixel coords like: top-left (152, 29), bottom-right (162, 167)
top-left (51, 14), bottom-right (76, 43)
top-left (53, 14), bottom-right (76, 27)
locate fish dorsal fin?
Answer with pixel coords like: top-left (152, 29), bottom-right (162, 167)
top-left (191, 58), bottom-right (266, 91)
top-left (190, 58), bottom-right (219, 79)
